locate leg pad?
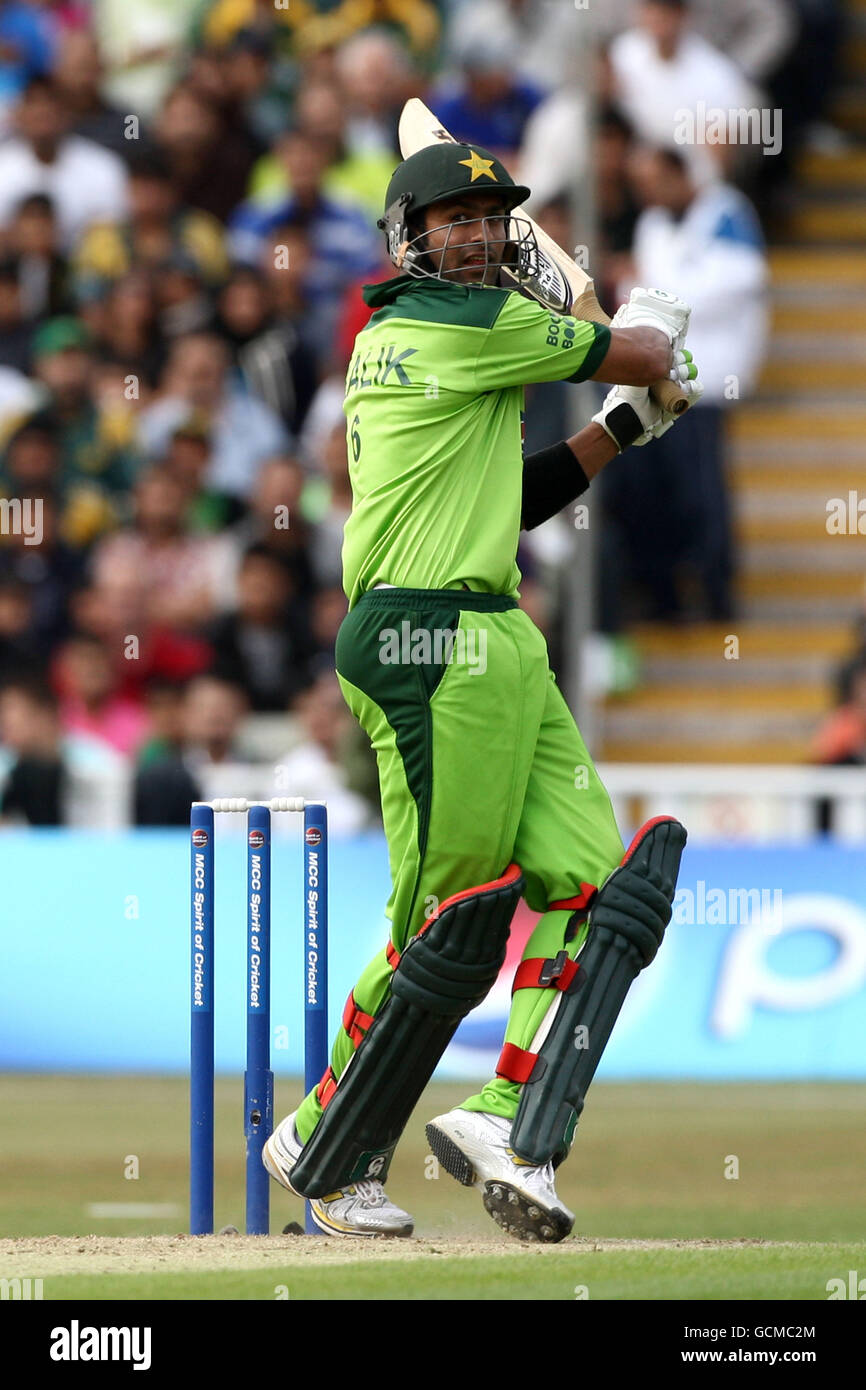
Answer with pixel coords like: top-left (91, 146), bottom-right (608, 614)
top-left (509, 817), bottom-right (687, 1165)
top-left (289, 863), bottom-right (525, 1197)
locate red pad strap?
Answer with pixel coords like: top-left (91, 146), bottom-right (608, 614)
top-left (549, 881), bottom-right (597, 914)
top-left (512, 954), bottom-right (580, 995)
top-left (316, 1067), bottom-right (337, 1109)
top-left (341, 991), bottom-right (374, 1048)
top-left (386, 940), bottom-right (400, 970)
top-left (496, 1042), bottom-right (538, 1084)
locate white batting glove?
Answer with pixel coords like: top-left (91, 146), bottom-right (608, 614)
top-left (594, 351), bottom-right (704, 451)
top-left (611, 287), bottom-right (692, 350)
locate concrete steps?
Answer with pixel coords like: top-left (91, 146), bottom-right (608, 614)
top-left (597, 15), bottom-right (866, 763)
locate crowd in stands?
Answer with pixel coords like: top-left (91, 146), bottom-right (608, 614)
top-left (0, 0), bottom-right (851, 821)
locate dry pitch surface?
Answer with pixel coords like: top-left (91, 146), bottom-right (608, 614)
top-left (4, 1233), bottom-right (787, 1276)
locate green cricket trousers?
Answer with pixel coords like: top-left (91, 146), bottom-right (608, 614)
top-left (295, 587), bottom-right (624, 1142)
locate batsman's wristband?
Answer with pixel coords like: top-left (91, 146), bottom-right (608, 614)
top-left (595, 402), bottom-right (646, 453)
top-left (521, 440), bottom-right (590, 531)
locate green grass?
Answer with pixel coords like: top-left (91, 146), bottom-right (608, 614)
top-left (2, 1075), bottom-right (864, 1299)
top-left (33, 1244), bottom-right (866, 1301)
top-left (1, 1075), bottom-right (863, 1242)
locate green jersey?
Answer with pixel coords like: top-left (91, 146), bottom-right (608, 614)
top-left (341, 274), bottom-right (611, 608)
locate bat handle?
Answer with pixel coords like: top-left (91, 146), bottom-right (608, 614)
top-left (651, 376), bottom-right (689, 416)
top-left (571, 286), bottom-right (691, 417)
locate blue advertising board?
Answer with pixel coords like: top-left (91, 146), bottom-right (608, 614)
top-left (1, 832), bottom-right (864, 1079)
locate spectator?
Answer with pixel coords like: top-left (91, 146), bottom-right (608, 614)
top-left (90, 353), bottom-right (152, 446)
top-left (429, 23), bottom-right (545, 162)
top-left (31, 316), bottom-right (140, 524)
top-left (216, 265), bottom-right (318, 434)
top-left (516, 82), bottom-right (591, 216)
top-left (309, 584), bottom-right (348, 671)
top-left (295, 75), bottom-right (395, 221)
top-left (309, 421), bottom-right (353, 589)
top-left (133, 745), bottom-right (201, 824)
top-left (93, 0), bottom-right (197, 121)
top-left (154, 81), bottom-right (261, 222)
top-left (68, 569), bottom-right (213, 702)
top-left (584, 0), bottom-right (797, 85)
top-left (608, 0), bottom-right (762, 185)
top-left (200, 0), bottom-right (440, 67)
top-left (628, 146), bottom-right (769, 410)
top-left (1, 414), bottom-right (61, 498)
top-left (136, 676), bottom-right (189, 767)
top-left (0, 678), bottom-right (66, 824)
top-left (600, 145), bottom-right (768, 625)
top-left (297, 372), bottom-right (350, 474)
top-left (90, 462), bottom-right (235, 630)
top-left (688, 0), bottom-right (797, 86)
top-left (228, 128), bottom-right (380, 363)
top-left (73, 149), bottom-right (228, 301)
top-left (164, 418), bottom-right (240, 532)
top-left (334, 248), bottom-right (394, 368)
top-left (594, 106), bottom-right (642, 311)
top-left (0, 492), bottom-right (85, 645)
top-left (0, 362), bottom-right (41, 436)
top-left (275, 671), bottom-right (370, 834)
top-left (261, 220), bottom-right (324, 366)
top-left (246, 74), bottom-right (395, 227)
top-left (6, 194), bottom-right (70, 319)
top-left (0, 2), bottom-right (56, 133)
top-left (53, 632), bottom-right (150, 755)
top-left (184, 41), bottom-right (266, 178)
top-left (208, 544), bottom-right (317, 710)
top-left (133, 676), bottom-right (202, 825)
top-left (0, 579), bottom-right (44, 683)
top-left (90, 271), bottom-right (164, 388)
top-left (227, 454), bottom-right (316, 598)
top-left (812, 659), bottom-right (866, 766)
top-left (183, 672), bottom-right (249, 769)
top-left (0, 257), bottom-right (34, 374)
top-left (222, 29), bottom-right (289, 149)
top-left (334, 30), bottom-right (415, 155)
top-left (0, 77), bottom-right (128, 249)
top-left (446, 0), bottom-right (586, 95)
top-left (138, 332), bottom-right (288, 498)
top-left (2, 413), bottom-right (119, 553)
top-left (53, 30), bottom-right (142, 160)
top-left (153, 250), bottom-right (216, 342)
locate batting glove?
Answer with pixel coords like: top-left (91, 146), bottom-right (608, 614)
top-left (593, 353), bottom-right (704, 451)
top-left (611, 287), bottom-right (692, 351)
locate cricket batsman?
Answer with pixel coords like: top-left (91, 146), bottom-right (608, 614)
top-left (264, 142), bottom-right (699, 1240)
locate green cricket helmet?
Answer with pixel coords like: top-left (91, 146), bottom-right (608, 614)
top-left (377, 143), bottom-right (533, 284)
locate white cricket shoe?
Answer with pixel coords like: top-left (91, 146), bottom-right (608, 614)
top-left (263, 1111), bottom-right (414, 1238)
top-left (426, 1107), bottom-right (574, 1243)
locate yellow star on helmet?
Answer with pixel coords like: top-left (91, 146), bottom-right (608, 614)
top-left (458, 151), bottom-right (498, 183)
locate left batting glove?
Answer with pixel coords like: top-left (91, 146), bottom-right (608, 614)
top-left (594, 354), bottom-right (704, 451)
top-left (612, 287), bottom-right (692, 351)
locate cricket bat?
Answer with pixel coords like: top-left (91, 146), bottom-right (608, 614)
top-left (398, 97), bottom-right (689, 416)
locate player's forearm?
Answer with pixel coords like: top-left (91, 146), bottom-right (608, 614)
top-left (591, 327), bottom-right (672, 387)
top-left (520, 425), bottom-right (615, 531)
